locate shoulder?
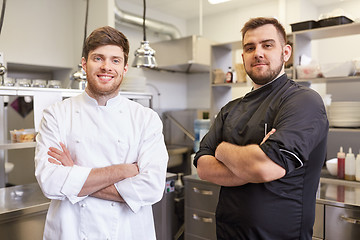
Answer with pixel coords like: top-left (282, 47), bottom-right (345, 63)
top-left (283, 80), bottom-right (324, 106)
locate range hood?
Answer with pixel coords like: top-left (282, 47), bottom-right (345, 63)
top-left (151, 35), bottom-right (215, 74)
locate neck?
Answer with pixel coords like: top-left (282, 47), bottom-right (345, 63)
top-left (85, 88), bottom-right (119, 106)
top-left (253, 67), bottom-right (285, 90)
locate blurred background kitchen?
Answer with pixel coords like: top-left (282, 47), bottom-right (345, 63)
top-left (1, 0), bottom-right (360, 239)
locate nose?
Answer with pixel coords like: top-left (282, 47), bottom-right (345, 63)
top-left (100, 59), bottom-right (112, 72)
top-left (254, 46), bottom-right (264, 59)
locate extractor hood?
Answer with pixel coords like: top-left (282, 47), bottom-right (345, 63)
top-left (150, 35), bottom-right (215, 74)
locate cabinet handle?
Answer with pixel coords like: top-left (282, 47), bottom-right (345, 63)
top-left (192, 213), bottom-right (213, 223)
top-left (193, 187), bottom-right (213, 196)
top-left (340, 215), bottom-right (360, 225)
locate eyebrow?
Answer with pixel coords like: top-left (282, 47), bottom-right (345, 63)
top-left (90, 53), bottom-right (123, 59)
top-left (243, 39), bottom-right (276, 48)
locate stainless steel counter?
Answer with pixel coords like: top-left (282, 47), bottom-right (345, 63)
top-left (0, 183), bottom-right (49, 218)
top-left (1, 173), bottom-right (360, 239)
top-left (319, 173), bottom-right (360, 209)
top-left (0, 183), bottom-right (49, 239)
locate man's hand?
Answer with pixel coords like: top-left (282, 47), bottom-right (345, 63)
top-left (260, 128), bottom-right (276, 145)
top-left (48, 142), bottom-right (74, 166)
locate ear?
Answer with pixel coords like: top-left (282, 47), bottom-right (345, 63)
top-left (81, 57), bottom-right (87, 71)
top-left (283, 44), bottom-right (292, 62)
top-left (124, 63), bottom-right (129, 74)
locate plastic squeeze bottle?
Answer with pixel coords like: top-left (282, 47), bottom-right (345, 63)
top-left (356, 150), bottom-right (360, 182)
top-left (225, 67), bottom-right (233, 83)
top-left (345, 147), bottom-right (356, 181)
top-left (337, 146), bottom-right (345, 179)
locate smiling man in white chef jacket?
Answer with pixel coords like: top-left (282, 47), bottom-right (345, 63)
top-left (34, 26), bottom-right (168, 240)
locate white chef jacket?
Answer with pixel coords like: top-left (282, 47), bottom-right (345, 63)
top-left (35, 92), bottom-right (168, 240)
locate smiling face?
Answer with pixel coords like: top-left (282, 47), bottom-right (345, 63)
top-left (82, 44), bottom-right (128, 104)
top-left (242, 24), bottom-right (291, 89)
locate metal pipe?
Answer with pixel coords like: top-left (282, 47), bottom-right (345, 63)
top-left (163, 112), bottom-right (195, 141)
top-left (114, 3), bottom-right (181, 39)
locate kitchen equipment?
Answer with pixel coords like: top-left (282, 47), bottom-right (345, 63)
top-left (70, 64), bottom-right (87, 90)
top-left (296, 64), bottom-right (322, 79)
top-left (328, 101), bottom-right (360, 127)
top-left (318, 16), bottom-right (353, 28)
top-left (152, 172), bottom-right (179, 240)
top-left (326, 158), bottom-right (338, 176)
top-left (151, 35), bottom-right (214, 73)
top-left (291, 20), bottom-right (318, 32)
top-left (321, 61), bottom-right (355, 78)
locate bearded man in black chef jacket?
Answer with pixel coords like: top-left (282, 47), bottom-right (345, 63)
top-left (194, 17), bottom-right (328, 239)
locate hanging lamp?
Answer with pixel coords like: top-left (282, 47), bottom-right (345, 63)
top-left (132, 0), bottom-right (157, 68)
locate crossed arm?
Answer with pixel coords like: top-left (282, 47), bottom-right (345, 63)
top-left (196, 129), bottom-right (285, 186)
top-left (48, 142), bottom-right (139, 202)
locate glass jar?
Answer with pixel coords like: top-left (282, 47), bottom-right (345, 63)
top-left (2, 77), bottom-right (15, 86)
top-left (32, 79), bottom-right (47, 88)
top-left (16, 78), bottom-right (31, 87)
top-left (47, 80), bottom-right (61, 88)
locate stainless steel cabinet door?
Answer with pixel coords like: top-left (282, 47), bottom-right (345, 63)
top-left (185, 180), bottom-right (220, 212)
top-left (185, 207), bottom-right (217, 240)
top-left (325, 205), bottom-right (360, 240)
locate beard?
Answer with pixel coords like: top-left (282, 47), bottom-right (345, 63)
top-left (246, 53), bottom-right (284, 86)
top-left (86, 75), bottom-right (123, 97)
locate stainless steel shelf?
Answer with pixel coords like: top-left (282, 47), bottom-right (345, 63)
top-left (0, 86), bottom-right (153, 100)
top-left (0, 141), bottom-right (36, 150)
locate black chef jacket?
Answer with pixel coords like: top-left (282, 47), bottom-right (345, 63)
top-left (194, 74), bottom-right (329, 240)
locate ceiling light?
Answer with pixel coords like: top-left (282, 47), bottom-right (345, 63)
top-left (132, 0), bottom-right (157, 68)
top-left (208, 0), bottom-right (232, 4)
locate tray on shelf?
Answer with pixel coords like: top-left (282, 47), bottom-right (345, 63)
top-left (318, 16), bottom-right (353, 28)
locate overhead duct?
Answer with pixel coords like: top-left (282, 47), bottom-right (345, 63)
top-left (114, 4), bottom-right (181, 40)
top-left (114, 3), bottom-right (213, 73)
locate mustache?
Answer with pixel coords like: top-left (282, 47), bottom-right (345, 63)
top-left (251, 60), bottom-right (269, 66)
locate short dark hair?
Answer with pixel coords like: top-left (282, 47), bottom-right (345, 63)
top-left (82, 26), bottom-right (130, 65)
top-left (241, 17), bottom-right (287, 45)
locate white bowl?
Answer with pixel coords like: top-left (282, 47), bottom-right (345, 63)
top-left (5, 162), bottom-right (14, 174)
top-left (326, 158), bottom-right (337, 176)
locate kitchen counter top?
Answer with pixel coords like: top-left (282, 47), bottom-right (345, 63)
top-left (0, 183), bottom-right (49, 222)
top-left (318, 168), bottom-right (360, 208)
top-left (1, 171), bottom-right (360, 219)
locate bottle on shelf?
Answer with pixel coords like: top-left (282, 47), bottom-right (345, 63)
top-left (345, 147), bottom-right (356, 181)
top-left (337, 146), bottom-right (345, 179)
top-left (356, 150), bottom-right (360, 181)
top-left (225, 66), bottom-right (233, 83)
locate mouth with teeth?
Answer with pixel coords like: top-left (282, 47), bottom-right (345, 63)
top-left (97, 74), bottom-right (114, 82)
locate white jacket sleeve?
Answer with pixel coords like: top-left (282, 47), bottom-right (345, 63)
top-left (115, 112), bottom-right (168, 213)
top-left (34, 104), bottom-right (91, 204)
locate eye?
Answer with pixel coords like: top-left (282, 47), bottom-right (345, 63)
top-left (94, 56), bottom-right (102, 62)
top-left (244, 46), bottom-right (254, 52)
top-left (113, 59), bottom-right (120, 64)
